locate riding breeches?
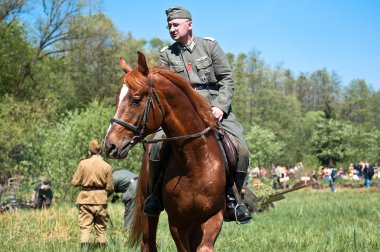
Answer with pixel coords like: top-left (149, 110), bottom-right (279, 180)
top-left (78, 204), bottom-right (109, 244)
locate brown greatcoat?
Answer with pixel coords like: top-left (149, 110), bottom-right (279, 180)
top-left (72, 155), bottom-right (114, 204)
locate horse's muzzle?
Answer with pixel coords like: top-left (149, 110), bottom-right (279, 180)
top-left (103, 138), bottom-right (134, 159)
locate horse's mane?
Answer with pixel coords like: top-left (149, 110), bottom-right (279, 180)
top-left (124, 67), bottom-right (218, 131)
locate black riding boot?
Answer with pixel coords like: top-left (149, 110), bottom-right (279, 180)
top-left (143, 160), bottom-right (163, 216)
top-left (225, 172), bottom-right (252, 224)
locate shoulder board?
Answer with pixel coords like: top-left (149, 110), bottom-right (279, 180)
top-left (160, 46), bottom-right (169, 53)
top-left (204, 37), bottom-right (216, 41)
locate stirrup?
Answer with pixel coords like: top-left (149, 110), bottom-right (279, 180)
top-left (235, 203), bottom-right (251, 225)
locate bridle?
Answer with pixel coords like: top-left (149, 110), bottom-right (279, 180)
top-left (110, 78), bottom-right (165, 144)
top-left (110, 77), bottom-right (211, 145)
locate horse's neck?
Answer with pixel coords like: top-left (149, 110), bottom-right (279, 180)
top-left (161, 89), bottom-right (207, 139)
top-left (159, 82), bottom-right (221, 169)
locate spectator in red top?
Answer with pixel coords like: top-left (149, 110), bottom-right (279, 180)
top-left (259, 167), bottom-right (267, 178)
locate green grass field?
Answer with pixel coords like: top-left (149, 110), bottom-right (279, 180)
top-left (1, 188), bottom-right (379, 252)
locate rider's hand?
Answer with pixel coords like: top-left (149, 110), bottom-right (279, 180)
top-left (211, 107), bottom-right (224, 121)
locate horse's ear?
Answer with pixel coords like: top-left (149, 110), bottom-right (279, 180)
top-left (119, 57), bottom-right (133, 73)
top-left (137, 51), bottom-right (149, 76)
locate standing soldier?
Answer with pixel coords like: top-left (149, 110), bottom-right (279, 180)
top-left (72, 139), bottom-right (113, 249)
top-left (143, 6), bottom-right (251, 224)
top-left (108, 169), bottom-right (138, 228)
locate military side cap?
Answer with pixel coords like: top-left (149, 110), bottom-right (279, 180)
top-left (166, 7), bottom-right (192, 21)
top-left (88, 139), bottom-right (101, 153)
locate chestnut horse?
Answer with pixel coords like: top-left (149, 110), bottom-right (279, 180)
top-left (104, 52), bottom-right (226, 251)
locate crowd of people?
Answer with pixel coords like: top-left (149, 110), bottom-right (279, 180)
top-left (249, 161), bottom-right (378, 191)
top-left (320, 161), bottom-right (377, 182)
top-left (319, 161), bottom-right (377, 189)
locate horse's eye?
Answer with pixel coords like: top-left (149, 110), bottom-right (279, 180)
top-left (131, 98), bottom-right (141, 106)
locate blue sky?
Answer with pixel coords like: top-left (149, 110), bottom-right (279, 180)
top-left (103, 1), bottom-right (380, 90)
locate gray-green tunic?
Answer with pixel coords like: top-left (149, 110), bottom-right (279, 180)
top-left (158, 37), bottom-right (249, 172)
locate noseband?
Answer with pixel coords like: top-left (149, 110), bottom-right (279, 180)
top-left (110, 79), bottom-right (165, 144)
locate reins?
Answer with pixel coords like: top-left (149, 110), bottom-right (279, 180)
top-left (141, 127), bottom-right (211, 144)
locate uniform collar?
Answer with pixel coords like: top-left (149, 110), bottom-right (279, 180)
top-left (177, 39), bottom-right (196, 53)
top-left (90, 154), bottom-right (102, 159)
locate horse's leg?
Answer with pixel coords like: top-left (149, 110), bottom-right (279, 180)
top-left (141, 215), bottom-right (160, 252)
top-left (167, 218), bottom-right (191, 252)
top-left (193, 211), bottom-right (224, 252)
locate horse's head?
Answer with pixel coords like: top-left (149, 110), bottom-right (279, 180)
top-left (104, 52), bottom-right (165, 159)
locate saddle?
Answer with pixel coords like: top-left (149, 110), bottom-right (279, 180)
top-left (218, 129), bottom-right (240, 177)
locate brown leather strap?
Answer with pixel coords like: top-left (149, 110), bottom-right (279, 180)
top-left (81, 186), bottom-right (105, 191)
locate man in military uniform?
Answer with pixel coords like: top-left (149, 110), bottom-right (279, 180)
top-left (143, 6), bottom-right (251, 224)
top-left (72, 139), bottom-right (113, 248)
top-left (108, 169), bottom-right (138, 228)
top-left (33, 179), bottom-right (53, 209)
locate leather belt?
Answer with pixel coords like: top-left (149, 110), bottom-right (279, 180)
top-left (192, 83), bottom-right (219, 91)
top-left (81, 186), bottom-right (106, 191)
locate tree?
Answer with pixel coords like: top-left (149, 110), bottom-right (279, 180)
top-left (366, 91), bottom-right (380, 130)
top-left (0, 19), bottom-right (33, 96)
top-left (344, 125), bottom-right (380, 164)
top-left (340, 79), bottom-right (372, 126)
top-left (310, 118), bottom-right (348, 166)
top-left (65, 12), bottom-right (122, 108)
top-left (17, 0), bottom-right (84, 93)
top-left (245, 124), bottom-right (284, 168)
top-left (313, 69), bottom-right (339, 112)
top-left (295, 74), bottom-right (313, 113)
top-left (0, 95), bottom-right (47, 177)
top-left (232, 53), bottom-right (250, 123)
top-left (0, 0), bottom-right (25, 23)
top-left (295, 69), bottom-right (340, 114)
top-left (300, 110), bottom-right (325, 153)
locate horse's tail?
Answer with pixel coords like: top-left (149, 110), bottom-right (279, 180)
top-left (127, 172), bottom-right (145, 247)
top-left (127, 149), bottom-right (150, 247)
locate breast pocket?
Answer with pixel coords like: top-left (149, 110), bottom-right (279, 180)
top-left (170, 63), bottom-right (185, 74)
top-left (195, 57), bottom-right (217, 84)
